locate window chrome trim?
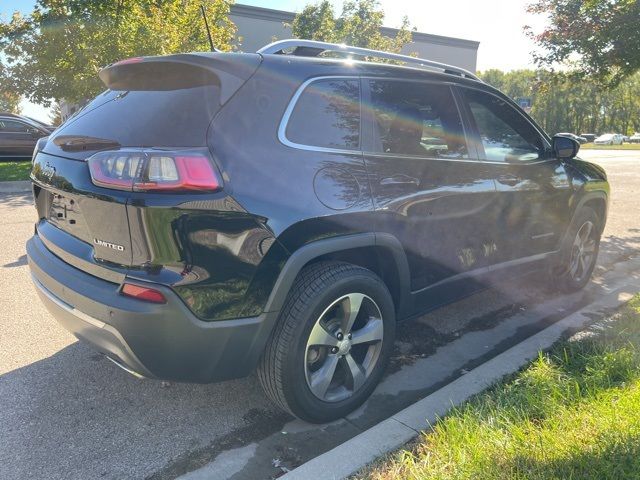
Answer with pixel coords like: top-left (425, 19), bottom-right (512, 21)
top-left (362, 151), bottom-right (515, 165)
top-left (278, 75), bottom-right (364, 155)
top-left (279, 75), bottom-right (555, 166)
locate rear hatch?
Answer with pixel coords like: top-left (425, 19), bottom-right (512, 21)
top-left (32, 52), bottom-right (261, 276)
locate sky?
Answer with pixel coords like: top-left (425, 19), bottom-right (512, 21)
top-left (2, 0), bottom-right (548, 122)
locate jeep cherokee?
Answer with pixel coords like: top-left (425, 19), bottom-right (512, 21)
top-left (27, 40), bottom-right (609, 423)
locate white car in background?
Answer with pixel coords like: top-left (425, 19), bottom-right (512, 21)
top-left (629, 133), bottom-right (640, 144)
top-left (594, 133), bottom-right (624, 145)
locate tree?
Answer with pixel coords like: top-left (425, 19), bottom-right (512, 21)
top-left (0, 89), bottom-right (21, 113)
top-left (478, 68), bottom-right (640, 135)
top-left (49, 102), bottom-right (62, 126)
top-left (291, 0), bottom-right (413, 54)
top-left (527, 0), bottom-right (640, 84)
top-left (0, 0), bottom-right (236, 106)
top-left (0, 63), bottom-right (21, 113)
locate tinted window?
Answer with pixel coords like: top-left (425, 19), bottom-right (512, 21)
top-left (50, 85), bottom-right (221, 158)
top-left (286, 79), bottom-right (361, 150)
top-left (0, 120), bottom-right (31, 133)
top-left (463, 88), bottom-right (544, 162)
top-left (369, 80), bottom-right (468, 158)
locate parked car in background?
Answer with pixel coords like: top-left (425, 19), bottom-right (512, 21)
top-left (0, 113), bottom-right (53, 160)
top-left (629, 133), bottom-right (640, 144)
top-left (26, 40), bottom-right (610, 422)
top-left (580, 133), bottom-right (596, 143)
top-left (594, 133), bottom-right (624, 145)
top-left (557, 132), bottom-right (587, 144)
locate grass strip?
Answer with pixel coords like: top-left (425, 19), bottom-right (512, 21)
top-left (581, 144), bottom-right (640, 150)
top-left (0, 161), bottom-right (32, 182)
top-left (359, 295), bottom-right (640, 480)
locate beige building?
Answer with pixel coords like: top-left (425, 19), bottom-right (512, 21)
top-left (230, 3), bottom-right (479, 72)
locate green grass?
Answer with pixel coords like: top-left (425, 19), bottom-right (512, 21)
top-left (0, 161), bottom-right (32, 181)
top-left (581, 143), bottom-right (640, 150)
top-left (359, 295), bottom-right (640, 480)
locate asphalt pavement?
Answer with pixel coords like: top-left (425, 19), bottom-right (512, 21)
top-left (0, 149), bottom-right (638, 479)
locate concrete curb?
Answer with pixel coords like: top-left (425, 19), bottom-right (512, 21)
top-left (282, 281), bottom-right (640, 480)
top-left (0, 180), bottom-right (31, 194)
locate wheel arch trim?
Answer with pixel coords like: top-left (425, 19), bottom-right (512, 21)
top-left (562, 190), bottom-right (608, 248)
top-left (263, 232), bottom-right (412, 317)
top-left (572, 190), bottom-right (608, 227)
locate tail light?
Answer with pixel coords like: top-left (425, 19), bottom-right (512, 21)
top-left (87, 149), bottom-right (222, 192)
top-left (121, 283), bottom-right (166, 304)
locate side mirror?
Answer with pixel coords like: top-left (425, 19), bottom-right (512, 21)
top-left (552, 135), bottom-right (579, 159)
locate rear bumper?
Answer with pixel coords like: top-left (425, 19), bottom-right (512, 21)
top-left (27, 233), bottom-right (278, 383)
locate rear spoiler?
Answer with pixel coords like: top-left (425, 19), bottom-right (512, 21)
top-left (98, 52), bottom-right (262, 104)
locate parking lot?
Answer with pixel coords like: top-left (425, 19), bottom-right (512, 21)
top-left (1, 149), bottom-right (639, 480)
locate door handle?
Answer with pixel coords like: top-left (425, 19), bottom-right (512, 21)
top-left (379, 175), bottom-right (419, 187)
top-left (497, 174), bottom-right (521, 186)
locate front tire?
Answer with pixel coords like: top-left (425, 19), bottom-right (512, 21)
top-left (551, 207), bottom-right (601, 292)
top-left (257, 261), bottom-right (395, 423)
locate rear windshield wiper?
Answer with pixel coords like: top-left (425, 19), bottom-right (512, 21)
top-left (54, 135), bottom-right (121, 152)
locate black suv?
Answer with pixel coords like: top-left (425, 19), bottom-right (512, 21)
top-left (27, 40), bottom-right (609, 422)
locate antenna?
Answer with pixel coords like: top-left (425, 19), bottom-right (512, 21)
top-left (200, 4), bottom-right (217, 52)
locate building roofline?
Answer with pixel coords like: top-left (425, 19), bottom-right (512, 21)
top-left (230, 4), bottom-right (295, 23)
top-left (380, 27), bottom-right (479, 50)
top-left (230, 3), bottom-right (479, 50)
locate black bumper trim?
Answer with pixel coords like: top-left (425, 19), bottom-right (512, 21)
top-left (31, 273), bottom-right (153, 379)
top-left (27, 234), bottom-right (280, 383)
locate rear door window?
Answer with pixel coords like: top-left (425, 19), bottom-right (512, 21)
top-left (368, 80), bottom-right (468, 159)
top-left (285, 78), bottom-right (361, 150)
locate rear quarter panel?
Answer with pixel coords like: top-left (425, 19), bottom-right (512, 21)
top-left (208, 57), bottom-right (379, 313)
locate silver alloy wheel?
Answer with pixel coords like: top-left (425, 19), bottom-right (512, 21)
top-left (304, 293), bottom-right (384, 402)
top-left (568, 220), bottom-right (597, 283)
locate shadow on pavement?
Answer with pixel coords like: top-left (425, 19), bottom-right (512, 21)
top-left (0, 342), bottom-right (284, 480)
top-left (0, 192), bottom-right (33, 208)
top-left (598, 230), bottom-right (640, 270)
top-left (4, 254), bottom-right (27, 268)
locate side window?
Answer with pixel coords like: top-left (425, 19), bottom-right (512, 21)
top-left (368, 80), bottom-right (468, 159)
top-left (0, 120), bottom-right (32, 133)
top-left (285, 78), bottom-right (360, 150)
top-left (463, 88), bottom-right (544, 162)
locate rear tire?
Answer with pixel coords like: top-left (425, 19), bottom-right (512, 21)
top-left (257, 261), bottom-right (395, 423)
top-left (550, 207), bottom-right (601, 293)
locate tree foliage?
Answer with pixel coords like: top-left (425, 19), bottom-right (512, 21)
top-left (527, 0), bottom-right (640, 84)
top-left (0, 62), bottom-right (21, 113)
top-left (48, 102), bottom-right (63, 126)
top-left (479, 69), bottom-right (640, 135)
top-left (0, 0), bottom-right (236, 105)
top-left (291, 0), bottom-right (412, 53)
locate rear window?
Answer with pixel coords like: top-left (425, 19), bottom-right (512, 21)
top-left (49, 85), bottom-right (221, 157)
top-left (285, 78), bottom-right (361, 151)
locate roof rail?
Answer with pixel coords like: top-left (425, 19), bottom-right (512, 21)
top-left (257, 39), bottom-right (481, 82)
